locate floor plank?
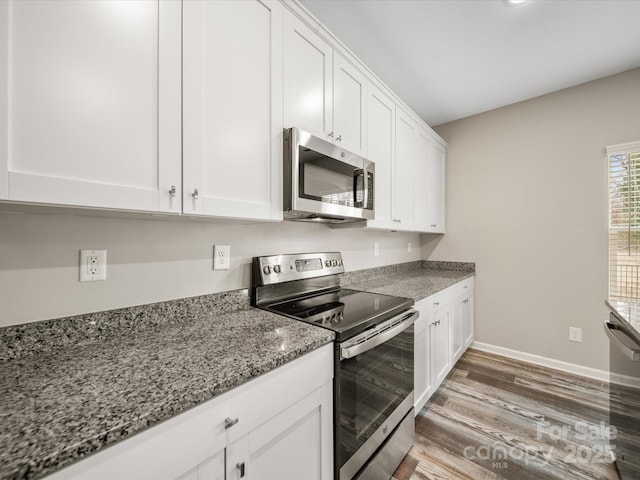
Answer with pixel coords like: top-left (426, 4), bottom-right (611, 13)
top-left (394, 348), bottom-right (620, 480)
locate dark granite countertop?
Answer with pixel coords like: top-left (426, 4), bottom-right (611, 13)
top-left (342, 261), bottom-right (475, 303)
top-left (0, 260), bottom-right (473, 480)
top-left (0, 307), bottom-right (334, 480)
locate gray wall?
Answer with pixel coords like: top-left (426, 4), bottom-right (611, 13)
top-left (423, 67), bottom-right (640, 372)
top-left (0, 212), bottom-right (419, 326)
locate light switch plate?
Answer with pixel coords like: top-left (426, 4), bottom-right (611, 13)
top-left (213, 245), bottom-right (230, 270)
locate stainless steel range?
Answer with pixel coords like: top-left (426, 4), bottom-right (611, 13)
top-left (251, 252), bottom-right (417, 480)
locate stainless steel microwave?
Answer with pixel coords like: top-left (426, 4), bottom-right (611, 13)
top-left (283, 127), bottom-right (375, 223)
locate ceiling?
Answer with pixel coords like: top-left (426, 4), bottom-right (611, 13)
top-left (299, 0), bottom-right (640, 126)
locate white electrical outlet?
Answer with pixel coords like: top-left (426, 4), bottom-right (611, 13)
top-left (373, 242), bottom-right (379, 256)
top-left (569, 326), bottom-right (582, 343)
top-left (408, 242), bottom-right (412, 253)
top-left (80, 250), bottom-right (107, 282)
top-left (213, 245), bottom-right (231, 270)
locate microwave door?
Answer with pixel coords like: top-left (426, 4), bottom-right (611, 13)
top-left (300, 155), bottom-right (356, 207)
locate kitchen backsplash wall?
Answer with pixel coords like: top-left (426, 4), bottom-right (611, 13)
top-left (0, 212), bottom-right (420, 327)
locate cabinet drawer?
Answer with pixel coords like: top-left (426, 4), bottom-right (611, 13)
top-left (452, 277), bottom-right (474, 299)
top-left (215, 344), bottom-right (333, 444)
top-left (427, 290), bottom-right (450, 313)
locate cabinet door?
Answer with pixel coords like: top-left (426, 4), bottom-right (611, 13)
top-left (333, 55), bottom-right (366, 156)
top-left (462, 281), bottom-right (474, 348)
top-left (175, 450), bottom-right (224, 480)
top-left (0, 0), bottom-right (181, 212)
top-left (431, 305), bottom-right (451, 387)
top-left (182, 0), bottom-right (283, 220)
top-left (393, 107), bottom-right (415, 230)
top-left (366, 85), bottom-right (395, 229)
top-left (426, 141), bottom-right (446, 233)
top-left (413, 299), bottom-right (433, 413)
top-left (226, 382), bottom-right (333, 480)
top-left (283, 11), bottom-right (333, 140)
top-left (451, 297), bottom-right (464, 362)
top-left (413, 127), bottom-right (432, 232)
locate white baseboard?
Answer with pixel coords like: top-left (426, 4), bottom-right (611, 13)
top-left (471, 341), bottom-right (611, 382)
top-left (472, 341), bottom-right (640, 388)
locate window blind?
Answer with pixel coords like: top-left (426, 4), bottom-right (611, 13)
top-left (609, 141), bottom-right (640, 301)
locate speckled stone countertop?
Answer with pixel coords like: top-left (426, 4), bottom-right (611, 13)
top-left (0, 260), bottom-right (473, 480)
top-left (342, 260), bottom-right (475, 302)
top-left (0, 295), bottom-right (334, 480)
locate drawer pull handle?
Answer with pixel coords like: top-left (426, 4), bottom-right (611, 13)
top-left (169, 185), bottom-right (176, 197)
top-left (224, 417), bottom-right (239, 429)
top-left (237, 462), bottom-right (246, 477)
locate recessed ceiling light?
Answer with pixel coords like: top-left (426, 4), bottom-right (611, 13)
top-left (506, 0), bottom-right (528, 5)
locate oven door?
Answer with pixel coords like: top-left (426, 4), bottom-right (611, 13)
top-left (336, 309), bottom-right (417, 480)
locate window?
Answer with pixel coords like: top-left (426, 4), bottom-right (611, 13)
top-left (608, 141), bottom-right (640, 301)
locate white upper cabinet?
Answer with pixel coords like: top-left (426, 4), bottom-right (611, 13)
top-left (366, 85), bottom-right (395, 229)
top-left (393, 107), bottom-right (416, 230)
top-left (182, 0), bottom-right (283, 221)
top-left (332, 55), bottom-right (367, 156)
top-left (425, 140), bottom-right (446, 233)
top-left (284, 10), bottom-right (367, 156)
top-left (413, 127), bottom-right (432, 232)
top-left (283, 12), bottom-right (333, 140)
top-left (0, 0), bottom-right (182, 213)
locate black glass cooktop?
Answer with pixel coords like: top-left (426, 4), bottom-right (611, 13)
top-left (267, 289), bottom-right (413, 341)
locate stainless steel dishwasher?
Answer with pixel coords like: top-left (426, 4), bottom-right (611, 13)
top-left (604, 300), bottom-right (640, 480)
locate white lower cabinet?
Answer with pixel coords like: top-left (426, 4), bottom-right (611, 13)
top-left (460, 278), bottom-right (475, 349)
top-left (414, 278), bottom-right (474, 413)
top-left (47, 344), bottom-right (333, 480)
top-left (413, 300), bottom-right (433, 413)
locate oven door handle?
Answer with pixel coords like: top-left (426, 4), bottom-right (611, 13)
top-left (341, 310), bottom-right (418, 360)
top-left (604, 318), bottom-right (640, 362)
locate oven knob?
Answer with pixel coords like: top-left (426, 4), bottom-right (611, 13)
top-left (325, 260), bottom-right (331, 267)
top-left (263, 265), bottom-right (271, 275)
top-left (273, 265), bottom-right (281, 274)
top-left (331, 260), bottom-right (337, 267)
top-left (337, 259), bottom-right (342, 266)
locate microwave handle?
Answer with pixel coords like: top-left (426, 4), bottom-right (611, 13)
top-left (354, 169), bottom-right (367, 208)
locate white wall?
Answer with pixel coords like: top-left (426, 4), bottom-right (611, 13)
top-left (0, 211), bottom-right (419, 327)
top-left (423, 67), bottom-right (640, 372)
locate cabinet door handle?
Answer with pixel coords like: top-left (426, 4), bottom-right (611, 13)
top-left (328, 131), bottom-right (334, 138)
top-left (433, 302), bottom-right (439, 307)
top-left (192, 188), bottom-right (199, 200)
top-left (336, 134), bottom-right (342, 142)
top-left (169, 185), bottom-right (176, 197)
top-left (430, 224), bottom-right (437, 228)
top-left (224, 417), bottom-right (239, 429)
top-left (237, 462), bottom-right (246, 478)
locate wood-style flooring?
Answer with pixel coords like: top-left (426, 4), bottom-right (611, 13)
top-left (393, 348), bottom-right (620, 480)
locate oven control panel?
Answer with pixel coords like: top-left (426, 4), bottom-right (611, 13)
top-left (253, 252), bottom-right (345, 286)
